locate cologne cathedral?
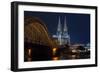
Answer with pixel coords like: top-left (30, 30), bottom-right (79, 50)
top-left (53, 17), bottom-right (70, 46)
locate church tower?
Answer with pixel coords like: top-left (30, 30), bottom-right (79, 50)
top-left (62, 17), bottom-right (70, 45)
top-left (52, 16), bottom-right (71, 46)
top-left (57, 17), bottom-right (62, 45)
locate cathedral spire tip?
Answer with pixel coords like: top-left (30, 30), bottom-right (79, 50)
top-left (63, 16), bottom-right (67, 32)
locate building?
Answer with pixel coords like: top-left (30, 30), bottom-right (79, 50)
top-left (53, 17), bottom-right (70, 45)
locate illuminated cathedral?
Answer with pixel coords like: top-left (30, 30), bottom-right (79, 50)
top-left (53, 17), bottom-right (70, 45)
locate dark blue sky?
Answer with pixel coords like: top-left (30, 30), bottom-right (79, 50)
top-left (24, 11), bottom-right (90, 44)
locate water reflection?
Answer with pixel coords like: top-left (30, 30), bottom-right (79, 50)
top-left (24, 43), bottom-right (90, 62)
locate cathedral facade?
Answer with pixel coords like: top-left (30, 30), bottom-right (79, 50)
top-left (53, 17), bottom-right (70, 46)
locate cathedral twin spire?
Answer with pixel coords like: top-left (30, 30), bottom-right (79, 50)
top-left (53, 16), bottom-right (70, 45)
top-left (55, 16), bottom-right (70, 45)
top-left (57, 17), bottom-right (68, 35)
top-left (64, 17), bottom-right (68, 32)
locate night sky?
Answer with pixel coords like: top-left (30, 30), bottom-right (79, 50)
top-left (24, 11), bottom-right (90, 44)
